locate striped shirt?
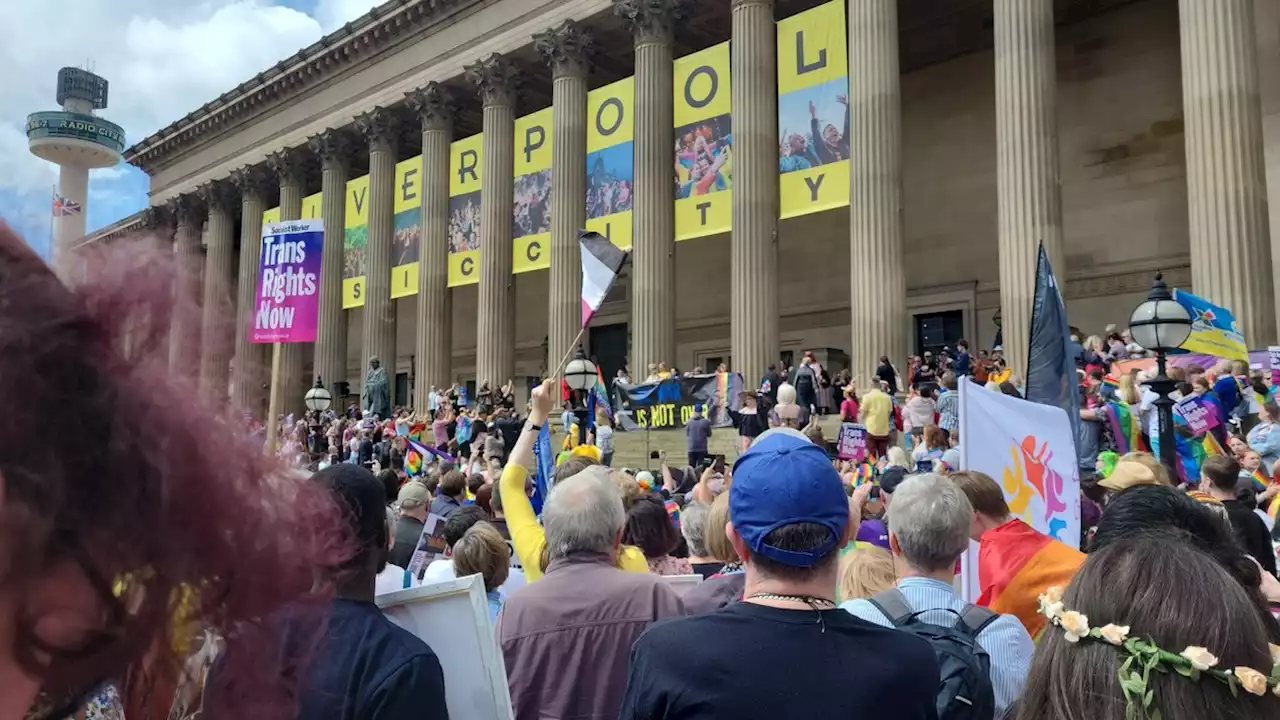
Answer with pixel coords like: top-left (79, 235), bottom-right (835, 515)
top-left (841, 576), bottom-right (1034, 718)
top-left (936, 390), bottom-right (959, 432)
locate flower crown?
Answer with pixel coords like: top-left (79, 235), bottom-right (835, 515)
top-left (1038, 586), bottom-right (1280, 715)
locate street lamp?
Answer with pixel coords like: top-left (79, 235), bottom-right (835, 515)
top-left (305, 376), bottom-right (333, 413)
top-left (305, 377), bottom-right (333, 460)
top-left (1128, 273), bottom-right (1192, 481)
top-left (564, 346), bottom-right (598, 447)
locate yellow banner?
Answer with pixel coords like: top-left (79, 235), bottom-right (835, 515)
top-left (391, 156), bottom-right (423, 299)
top-left (586, 76), bottom-right (635, 250)
top-left (513, 107), bottom-right (552, 274)
top-left (449, 133), bottom-right (483, 287)
top-left (674, 41), bottom-right (731, 241)
top-left (302, 192), bottom-right (322, 219)
top-left (342, 175), bottom-right (370, 308)
top-left (262, 193), bottom-right (320, 226)
top-left (778, 0), bottom-right (850, 219)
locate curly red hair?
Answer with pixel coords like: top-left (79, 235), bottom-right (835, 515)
top-left (0, 222), bottom-right (349, 717)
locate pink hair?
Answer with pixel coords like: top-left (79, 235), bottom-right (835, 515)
top-left (0, 223), bottom-right (350, 716)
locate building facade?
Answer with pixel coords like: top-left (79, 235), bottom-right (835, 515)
top-left (95, 0), bottom-right (1280, 415)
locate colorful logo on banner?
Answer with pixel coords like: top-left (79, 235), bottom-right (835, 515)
top-left (586, 76), bottom-right (635, 250)
top-left (342, 175), bottom-right (370, 308)
top-left (1176, 395), bottom-right (1221, 436)
top-left (836, 422), bottom-right (867, 461)
top-left (514, 107), bottom-right (552, 273)
top-left (674, 41), bottom-right (732, 241)
top-left (252, 219), bottom-right (323, 343)
top-left (1002, 435), bottom-right (1070, 540)
top-left (449, 132), bottom-right (483, 287)
top-left (960, 383), bottom-right (1080, 545)
top-left (1173, 288), bottom-right (1248, 362)
top-left (391, 157), bottom-right (422, 299)
top-left (778, 0), bottom-right (850, 219)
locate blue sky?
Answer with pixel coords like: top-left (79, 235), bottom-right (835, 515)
top-left (0, 0), bottom-right (381, 258)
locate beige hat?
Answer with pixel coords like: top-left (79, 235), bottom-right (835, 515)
top-left (1097, 461), bottom-right (1159, 492)
top-left (397, 480), bottom-right (431, 510)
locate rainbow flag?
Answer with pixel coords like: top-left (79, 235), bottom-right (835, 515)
top-left (590, 366), bottom-right (612, 422)
top-left (853, 462), bottom-right (875, 487)
top-left (1102, 375), bottom-right (1120, 394)
top-left (405, 448), bottom-right (424, 477)
top-left (1268, 497), bottom-right (1280, 522)
top-left (977, 519), bottom-right (1086, 637)
top-left (407, 421), bottom-right (426, 444)
top-left (1102, 401), bottom-right (1145, 454)
top-left (1247, 469), bottom-right (1270, 493)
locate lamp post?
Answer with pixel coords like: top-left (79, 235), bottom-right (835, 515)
top-left (1128, 273), bottom-right (1192, 481)
top-left (305, 376), bottom-right (333, 460)
top-left (564, 346), bottom-right (598, 447)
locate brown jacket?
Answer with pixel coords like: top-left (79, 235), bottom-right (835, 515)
top-left (497, 551), bottom-right (686, 719)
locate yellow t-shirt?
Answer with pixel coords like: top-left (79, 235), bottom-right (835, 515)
top-left (860, 389), bottom-right (893, 437)
top-left (499, 461), bottom-right (648, 580)
top-left (991, 368), bottom-right (1012, 385)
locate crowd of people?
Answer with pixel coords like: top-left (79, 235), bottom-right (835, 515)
top-left (586, 154), bottom-right (632, 219)
top-left (674, 122), bottom-right (732, 199)
top-left (447, 194), bottom-right (480, 253)
top-left (513, 171), bottom-right (551, 239)
top-left (5, 213), bottom-right (1280, 720)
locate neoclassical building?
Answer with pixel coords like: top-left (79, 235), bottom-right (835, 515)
top-left (80, 0), bottom-right (1280, 416)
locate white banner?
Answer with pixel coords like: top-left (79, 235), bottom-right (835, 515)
top-left (958, 381), bottom-right (1080, 601)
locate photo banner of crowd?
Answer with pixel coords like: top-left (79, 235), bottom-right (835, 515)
top-left (261, 0), bottom-right (854, 301)
top-left (610, 372), bottom-right (746, 432)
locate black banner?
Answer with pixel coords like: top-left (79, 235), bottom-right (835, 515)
top-left (612, 373), bottom-right (743, 431)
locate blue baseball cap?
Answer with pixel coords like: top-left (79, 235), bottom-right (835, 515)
top-left (729, 428), bottom-right (849, 567)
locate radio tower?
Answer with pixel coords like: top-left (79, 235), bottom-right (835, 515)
top-left (26, 67), bottom-right (124, 276)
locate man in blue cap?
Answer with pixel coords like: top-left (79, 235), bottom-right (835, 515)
top-left (619, 429), bottom-right (940, 719)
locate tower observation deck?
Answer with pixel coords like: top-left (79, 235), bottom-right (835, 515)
top-left (27, 67), bottom-right (125, 275)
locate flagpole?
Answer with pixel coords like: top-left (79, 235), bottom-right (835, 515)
top-left (550, 325), bottom-right (589, 383)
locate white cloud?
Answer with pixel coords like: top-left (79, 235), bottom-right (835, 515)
top-left (0, 0), bottom-right (386, 236)
top-left (315, 0), bottom-right (384, 32)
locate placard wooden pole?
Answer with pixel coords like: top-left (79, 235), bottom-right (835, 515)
top-left (264, 341), bottom-right (282, 453)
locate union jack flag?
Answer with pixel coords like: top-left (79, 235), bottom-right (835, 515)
top-left (52, 195), bottom-right (81, 217)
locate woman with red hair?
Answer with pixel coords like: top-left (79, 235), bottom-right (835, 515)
top-left (0, 223), bottom-right (346, 720)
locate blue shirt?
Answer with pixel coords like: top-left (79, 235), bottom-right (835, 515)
top-left (842, 577), bottom-right (1034, 719)
top-left (486, 588), bottom-right (504, 624)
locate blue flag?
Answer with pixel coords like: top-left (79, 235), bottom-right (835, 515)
top-left (531, 423), bottom-right (554, 515)
top-left (1025, 243), bottom-right (1082, 442)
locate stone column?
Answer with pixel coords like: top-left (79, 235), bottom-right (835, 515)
top-left (995, 0), bottom-right (1065, 377)
top-left (407, 83), bottom-right (456, 411)
top-left (308, 130), bottom-right (353, 397)
top-left (356, 108), bottom-right (400, 401)
top-left (536, 20), bottom-right (593, 376)
top-left (731, 0), bottom-right (779, 380)
top-left (616, 0), bottom-right (677, 377)
top-left (466, 54), bottom-right (519, 387)
top-left (141, 205), bottom-right (176, 361)
top-left (1180, 0), bottom-right (1277, 344)
top-left (167, 194), bottom-right (205, 381)
top-left (230, 167), bottom-right (271, 416)
top-left (848, 0), bottom-right (906, 387)
top-left (197, 179), bottom-right (237, 405)
top-left (267, 148), bottom-right (308, 416)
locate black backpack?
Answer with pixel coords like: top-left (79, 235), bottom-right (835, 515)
top-left (867, 589), bottom-right (998, 720)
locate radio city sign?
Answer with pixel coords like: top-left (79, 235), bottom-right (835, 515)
top-left (26, 111), bottom-right (126, 154)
